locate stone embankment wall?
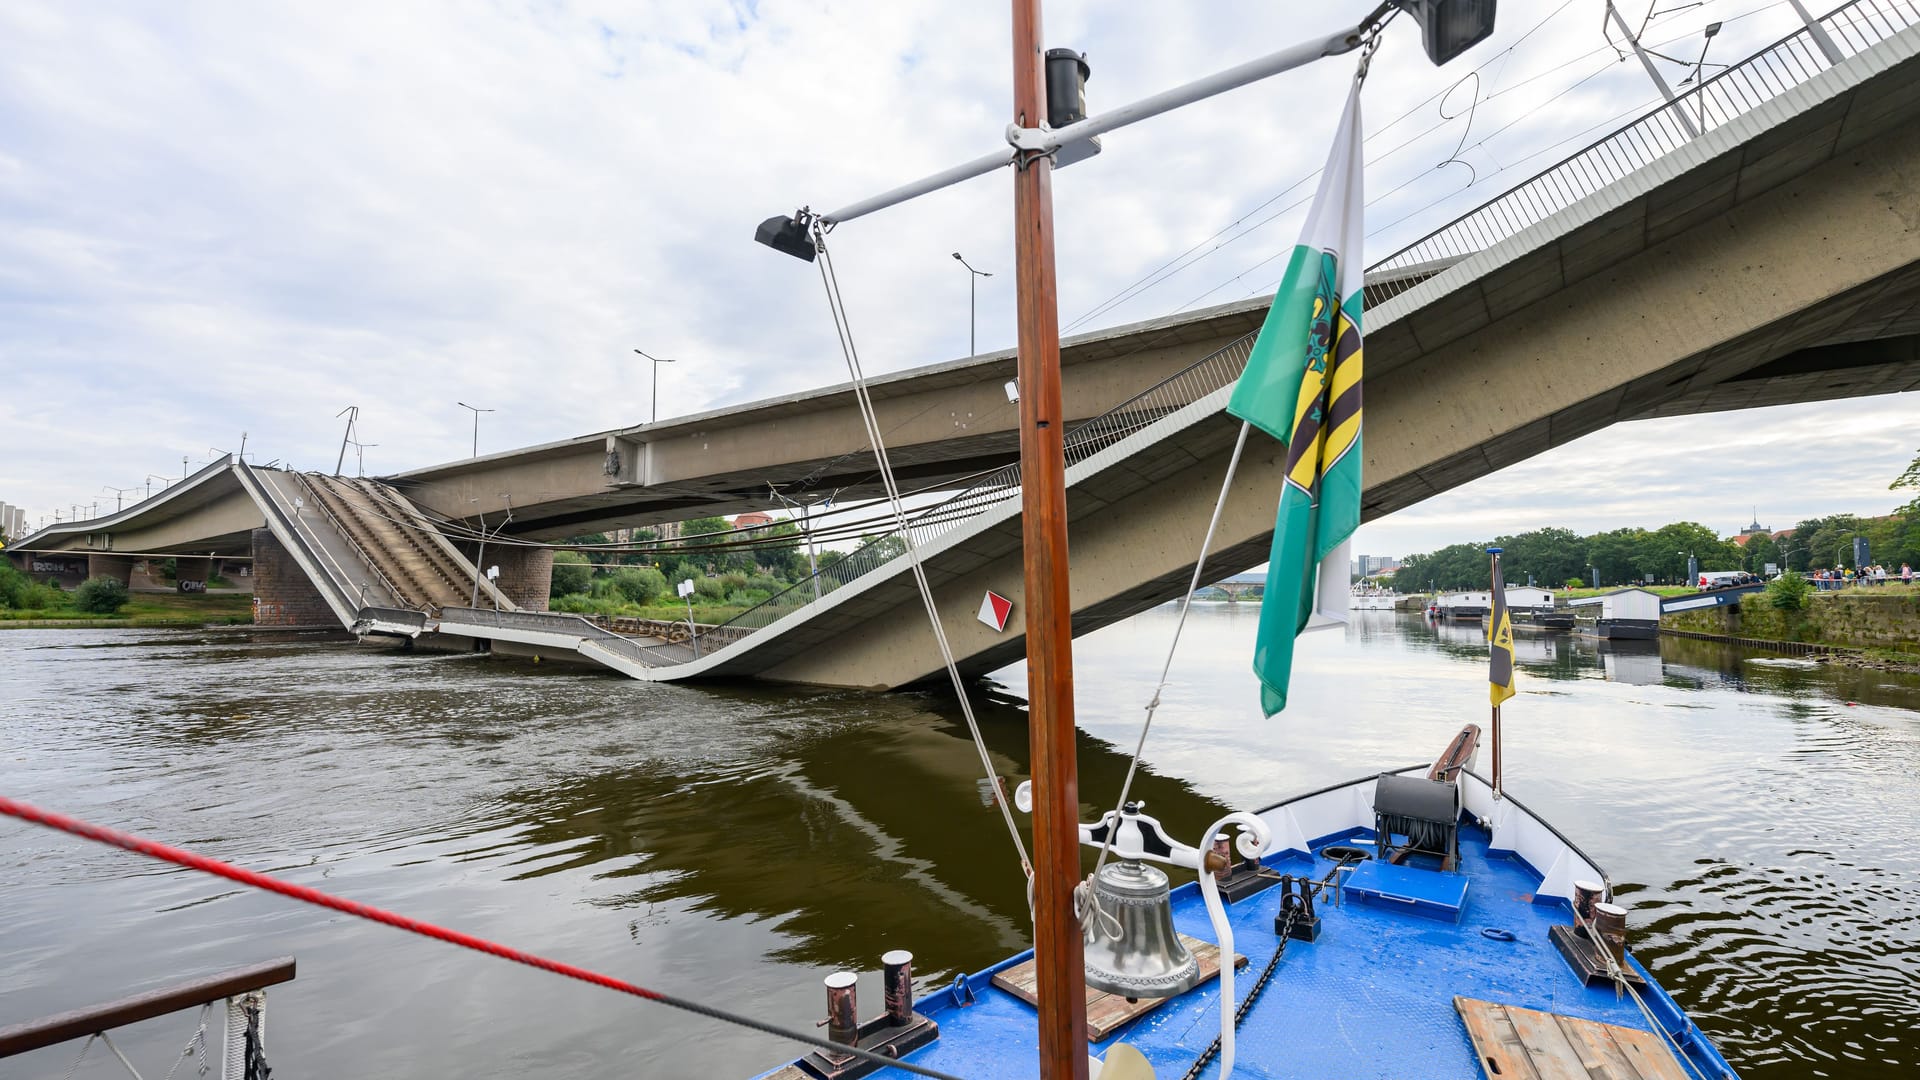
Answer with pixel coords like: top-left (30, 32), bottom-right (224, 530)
top-left (1661, 588), bottom-right (1920, 652)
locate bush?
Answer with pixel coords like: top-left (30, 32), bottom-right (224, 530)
top-left (73, 576), bottom-right (130, 614)
top-left (1766, 570), bottom-right (1813, 612)
top-left (693, 575), bottom-right (728, 601)
top-left (551, 551), bottom-right (593, 597)
top-left (609, 566), bottom-right (668, 605)
top-left (1565, 577), bottom-right (1584, 589)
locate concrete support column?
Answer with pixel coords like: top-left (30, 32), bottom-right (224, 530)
top-left (174, 556), bottom-right (212, 594)
top-left (86, 554), bottom-right (135, 586)
top-left (486, 547), bottom-right (554, 612)
top-left (250, 529), bottom-right (334, 626)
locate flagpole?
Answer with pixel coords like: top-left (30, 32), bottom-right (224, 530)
top-left (1010, 2), bottom-right (1090, 1077)
top-left (1488, 547), bottom-right (1505, 801)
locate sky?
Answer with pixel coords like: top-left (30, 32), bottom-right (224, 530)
top-left (1, 1), bottom-right (1913, 557)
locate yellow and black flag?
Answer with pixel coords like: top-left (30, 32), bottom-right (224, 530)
top-left (1488, 548), bottom-right (1516, 706)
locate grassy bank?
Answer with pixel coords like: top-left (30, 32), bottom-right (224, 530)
top-left (0, 592), bottom-right (254, 628)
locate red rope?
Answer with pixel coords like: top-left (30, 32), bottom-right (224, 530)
top-left (0, 795), bottom-right (964, 1080)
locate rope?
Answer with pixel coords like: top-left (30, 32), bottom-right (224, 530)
top-left (810, 225), bottom-right (1034, 887)
top-left (0, 796), bottom-right (967, 1080)
top-left (1572, 906), bottom-right (1716, 1080)
top-left (1074, 420), bottom-right (1251, 939)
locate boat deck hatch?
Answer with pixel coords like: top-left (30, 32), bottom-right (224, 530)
top-left (1454, 996), bottom-right (1692, 1079)
top-left (1342, 858), bottom-right (1469, 922)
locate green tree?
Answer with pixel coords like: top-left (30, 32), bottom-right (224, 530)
top-left (609, 566), bottom-right (668, 604)
top-left (1584, 527), bottom-right (1646, 587)
top-left (550, 551), bottom-right (593, 596)
top-left (748, 519), bottom-right (802, 572)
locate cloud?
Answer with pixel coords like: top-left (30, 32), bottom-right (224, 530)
top-left (0, 0), bottom-right (1902, 540)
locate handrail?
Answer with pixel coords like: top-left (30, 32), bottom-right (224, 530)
top-left (437, 606), bottom-right (668, 667)
top-left (234, 461), bottom-right (363, 626)
top-left (1363, 0), bottom-right (1920, 308)
top-left (0, 957), bottom-right (295, 1057)
top-left (292, 473), bottom-right (418, 614)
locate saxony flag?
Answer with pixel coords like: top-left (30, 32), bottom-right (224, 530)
top-left (1488, 549), bottom-right (1516, 706)
top-left (1228, 79), bottom-right (1365, 716)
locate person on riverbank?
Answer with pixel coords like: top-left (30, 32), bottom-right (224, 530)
top-left (1903, 562), bottom-right (1913, 585)
top-left (1874, 564), bottom-right (1888, 586)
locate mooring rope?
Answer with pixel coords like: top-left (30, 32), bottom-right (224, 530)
top-left (811, 226), bottom-right (1034, 887)
top-left (0, 795), bottom-right (967, 1080)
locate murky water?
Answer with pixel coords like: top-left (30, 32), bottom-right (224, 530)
top-left (2, 608), bottom-right (1916, 1078)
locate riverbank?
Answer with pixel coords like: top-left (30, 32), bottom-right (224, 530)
top-left (1661, 584), bottom-right (1920, 667)
top-left (0, 593), bottom-right (254, 629)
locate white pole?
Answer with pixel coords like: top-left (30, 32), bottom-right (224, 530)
top-left (1607, 2), bottom-right (1699, 137)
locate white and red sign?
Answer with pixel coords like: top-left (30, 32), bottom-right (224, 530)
top-left (977, 590), bottom-right (1013, 632)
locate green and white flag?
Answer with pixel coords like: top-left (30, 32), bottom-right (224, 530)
top-left (1227, 79), bottom-right (1365, 717)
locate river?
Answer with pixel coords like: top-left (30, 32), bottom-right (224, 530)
top-left (2, 607), bottom-right (1916, 1078)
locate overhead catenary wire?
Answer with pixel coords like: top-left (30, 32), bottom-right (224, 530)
top-left (0, 795), bottom-right (969, 1080)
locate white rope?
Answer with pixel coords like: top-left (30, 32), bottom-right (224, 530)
top-left (1071, 421), bottom-right (1251, 942)
top-left (1573, 908), bottom-right (1713, 1080)
top-left (100, 1031), bottom-right (146, 1080)
top-left (812, 227), bottom-right (1033, 885)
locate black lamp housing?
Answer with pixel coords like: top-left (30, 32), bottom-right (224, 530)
top-left (754, 213), bottom-right (817, 262)
top-left (1044, 48), bottom-right (1090, 130)
top-left (1396, 0), bottom-right (1498, 66)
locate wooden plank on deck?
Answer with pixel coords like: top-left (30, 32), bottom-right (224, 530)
top-left (992, 934), bottom-right (1245, 1042)
top-left (1454, 996), bottom-right (1692, 1080)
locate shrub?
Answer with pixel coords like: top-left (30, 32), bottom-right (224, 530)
top-left (1565, 577), bottom-right (1584, 589)
top-left (693, 575), bottom-right (728, 601)
top-left (610, 566), bottom-right (668, 605)
top-left (73, 576), bottom-right (130, 614)
top-left (1766, 570), bottom-right (1813, 612)
top-left (551, 551), bottom-right (593, 597)
top-left (0, 564), bottom-right (29, 609)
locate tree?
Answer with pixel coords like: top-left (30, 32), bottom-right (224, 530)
top-left (1740, 533), bottom-right (1780, 575)
top-left (1892, 447), bottom-right (1920, 517)
top-left (609, 566), bottom-right (668, 604)
top-left (748, 519), bottom-right (802, 572)
top-left (550, 551), bottom-right (592, 596)
top-left (1766, 570), bottom-right (1813, 611)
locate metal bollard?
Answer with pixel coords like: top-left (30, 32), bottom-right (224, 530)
top-left (1572, 879), bottom-right (1604, 937)
top-left (1592, 903), bottom-right (1629, 967)
top-left (823, 971), bottom-right (859, 1046)
top-left (882, 950), bottom-right (914, 1026)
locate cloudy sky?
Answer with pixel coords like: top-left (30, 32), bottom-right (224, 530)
top-left (1, 1), bottom-right (1913, 556)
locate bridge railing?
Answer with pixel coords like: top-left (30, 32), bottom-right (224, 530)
top-left (1363, 0), bottom-right (1920, 310)
top-left (438, 605), bottom-right (671, 667)
top-left (696, 331), bottom-right (1261, 652)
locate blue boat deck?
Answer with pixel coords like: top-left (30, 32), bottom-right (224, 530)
top-left (823, 821), bottom-right (1733, 1079)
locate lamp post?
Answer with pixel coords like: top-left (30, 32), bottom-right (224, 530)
top-left (952, 253), bottom-right (992, 357)
top-left (103, 486), bottom-right (137, 512)
top-left (1678, 550), bottom-right (1697, 587)
top-left (634, 349), bottom-right (675, 424)
top-left (456, 402), bottom-right (493, 458)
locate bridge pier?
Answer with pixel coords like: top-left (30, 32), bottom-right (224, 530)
top-left (461, 545), bottom-right (552, 612)
top-left (86, 554), bottom-right (135, 586)
top-left (249, 529), bottom-right (334, 627)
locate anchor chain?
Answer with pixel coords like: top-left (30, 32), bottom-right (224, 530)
top-left (1179, 903), bottom-right (1302, 1080)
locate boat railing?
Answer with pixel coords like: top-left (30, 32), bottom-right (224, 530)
top-left (1363, 0), bottom-right (1920, 310)
top-left (0, 956), bottom-right (295, 1060)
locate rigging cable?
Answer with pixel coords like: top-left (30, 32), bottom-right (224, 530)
top-left (810, 223), bottom-right (1034, 886)
top-left (0, 795), bottom-right (969, 1080)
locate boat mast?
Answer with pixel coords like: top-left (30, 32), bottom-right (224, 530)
top-left (1009, 1), bottom-right (1089, 1076)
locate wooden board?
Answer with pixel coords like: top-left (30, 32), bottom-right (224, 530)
top-left (992, 934), bottom-right (1246, 1042)
top-left (1454, 996), bottom-right (1693, 1080)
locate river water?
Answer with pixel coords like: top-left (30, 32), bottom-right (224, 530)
top-left (1, 607), bottom-right (1915, 1078)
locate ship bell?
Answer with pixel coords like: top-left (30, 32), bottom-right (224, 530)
top-left (1082, 859), bottom-right (1200, 1001)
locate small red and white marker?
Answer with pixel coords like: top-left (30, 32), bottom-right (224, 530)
top-left (977, 590), bottom-right (1013, 632)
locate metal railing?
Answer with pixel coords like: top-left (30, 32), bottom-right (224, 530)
top-left (290, 472), bottom-right (417, 614)
top-left (1363, 0), bottom-right (1920, 309)
top-left (674, 0), bottom-right (1920, 666)
top-left (438, 605), bottom-right (672, 668)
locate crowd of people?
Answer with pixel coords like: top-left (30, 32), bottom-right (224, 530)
top-left (1807, 563), bottom-right (1915, 589)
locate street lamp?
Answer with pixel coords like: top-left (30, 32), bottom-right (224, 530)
top-left (103, 485), bottom-right (137, 512)
top-left (634, 349), bottom-right (675, 424)
top-left (953, 252), bottom-right (992, 357)
top-left (456, 401), bottom-right (493, 458)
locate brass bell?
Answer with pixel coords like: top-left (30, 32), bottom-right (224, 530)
top-left (1083, 859), bottom-right (1200, 1000)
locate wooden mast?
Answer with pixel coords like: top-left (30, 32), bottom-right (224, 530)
top-left (1010, 1), bottom-right (1089, 1077)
